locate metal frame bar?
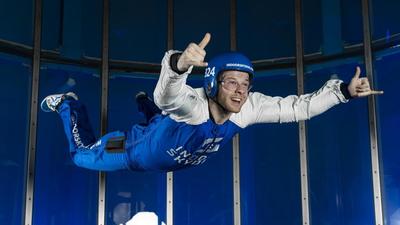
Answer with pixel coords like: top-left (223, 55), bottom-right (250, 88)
top-left (230, 1), bottom-right (242, 225)
top-left (1, 33), bottom-right (399, 74)
top-left (167, 0), bottom-right (174, 50)
top-left (230, 0), bottom-right (237, 51)
top-left (24, 0), bottom-right (42, 224)
top-left (98, 0), bottom-right (109, 224)
top-left (232, 135), bottom-right (241, 225)
top-left (361, 0), bottom-right (384, 225)
top-left (294, 0), bottom-right (311, 225)
top-left (166, 172), bottom-right (173, 225)
top-left (166, 1), bottom-right (174, 225)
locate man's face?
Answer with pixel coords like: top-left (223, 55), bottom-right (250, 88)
top-left (216, 70), bottom-right (250, 113)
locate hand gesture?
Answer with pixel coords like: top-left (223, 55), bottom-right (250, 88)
top-left (348, 67), bottom-right (384, 98)
top-left (177, 33), bottom-right (211, 72)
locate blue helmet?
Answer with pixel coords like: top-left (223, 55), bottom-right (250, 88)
top-left (204, 52), bottom-right (254, 98)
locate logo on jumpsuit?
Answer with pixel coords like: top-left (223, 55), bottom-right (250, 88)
top-left (166, 138), bottom-right (223, 166)
top-left (71, 114), bottom-right (84, 148)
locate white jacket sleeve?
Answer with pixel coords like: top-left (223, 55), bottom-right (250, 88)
top-left (231, 79), bottom-right (349, 127)
top-left (153, 50), bottom-right (206, 123)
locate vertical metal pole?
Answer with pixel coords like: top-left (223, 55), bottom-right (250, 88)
top-left (230, 0), bottom-right (237, 51)
top-left (166, 172), bottom-right (173, 225)
top-left (98, 0), bottom-right (109, 225)
top-left (232, 135), bottom-right (241, 225)
top-left (230, 1), bottom-right (241, 225)
top-left (166, 1), bottom-right (174, 225)
top-left (295, 0), bottom-right (311, 225)
top-left (167, 0), bottom-right (174, 50)
top-left (361, 1), bottom-right (384, 225)
top-left (24, 0), bottom-right (42, 224)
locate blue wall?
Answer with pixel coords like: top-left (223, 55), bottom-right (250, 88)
top-left (0, 0), bottom-right (399, 225)
top-left (305, 63), bottom-right (375, 225)
top-left (240, 71), bottom-right (301, 225)
top-left (35, 64), bottom-right (100, 225)
top-left (0, 55), bottom-right (31, 225)
top-left (374, 51), bottom-right (400, 225)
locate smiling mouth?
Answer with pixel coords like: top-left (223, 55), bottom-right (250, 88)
top-left (231, 97), bottom-right (241, 104)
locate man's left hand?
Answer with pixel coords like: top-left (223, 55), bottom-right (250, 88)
top-left (348, 66), bottom-right (384, 98)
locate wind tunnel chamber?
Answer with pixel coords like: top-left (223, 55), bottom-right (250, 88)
top-left (0, 0), bottom-right (399, 225)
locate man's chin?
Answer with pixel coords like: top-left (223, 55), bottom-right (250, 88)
top-left (226, 106), bottom-right (241, 113)
top-left (218, 101), bottom-right (243, 114)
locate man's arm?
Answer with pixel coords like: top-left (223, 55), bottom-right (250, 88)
top-left (153, 33), bottom-right (210, 119)
top-left (235, 79), bottom-right (348, 126)
top-left (232, 67), bottom-right (383, 127)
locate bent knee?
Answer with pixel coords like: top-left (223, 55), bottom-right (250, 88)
top-left (72, 152), bottom-right (97, 170)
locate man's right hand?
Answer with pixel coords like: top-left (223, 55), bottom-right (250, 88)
top-left (177, 33), bottom-right (211, 72)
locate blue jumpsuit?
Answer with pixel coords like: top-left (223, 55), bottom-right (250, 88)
top-left (58, 50), bottom-right (349, 172)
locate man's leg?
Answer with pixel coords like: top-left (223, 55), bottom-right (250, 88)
top-left (57, 98), bottom-right (96, 153)
top-left (70, 130), bottom-right (129, 171)
top-left (135, 92), bottom-right (161, 125)
top-left (41, 93), bottom-right (128, 171)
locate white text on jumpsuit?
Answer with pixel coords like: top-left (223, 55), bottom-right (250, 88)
top-left (166, 138), bottom-right (224, 166)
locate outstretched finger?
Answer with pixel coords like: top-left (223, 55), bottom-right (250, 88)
top-left (358, 90), bottom-right (384, 97)
top-left (353, 66), bottom-right (361, 79)
top-left (198, 33), bottom-right (211, 49)
top-left (370, 90), bottom-right (384, 95)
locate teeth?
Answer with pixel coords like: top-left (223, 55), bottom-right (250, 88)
top-left (232, 98), bottom-right (241, 102)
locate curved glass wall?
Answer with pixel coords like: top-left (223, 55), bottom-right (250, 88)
top-left (34, 64), bottom-right (100, 225)
top-left (109, 0), bottom-right (167, 62)
top-left (0, 55), bottom-right (31, 225)
top-left (374, 49), bottom-right (400, 225)
top-left (305, 62), bottom-right (375, 225)
top-left (174, 0), bottom-right (231, 57)
top-left (371, 0), bottom-right (400, 41)
top-left (302, 0), bottom-right (323, 55)
top-left (0, 1), bottom-right (398, 225)
top-left (41, 0), bottom-right (103, 58)
top-left (41, 0), bottom-right (62, 51)
top-left (240, 70), bottom-right (301, 225)
top-left (0, 0), bottom-right (33, 45)
top-left (237, 0), bottom-right (296, 60)
top-left (341, 0), bottom-right (364, 47)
